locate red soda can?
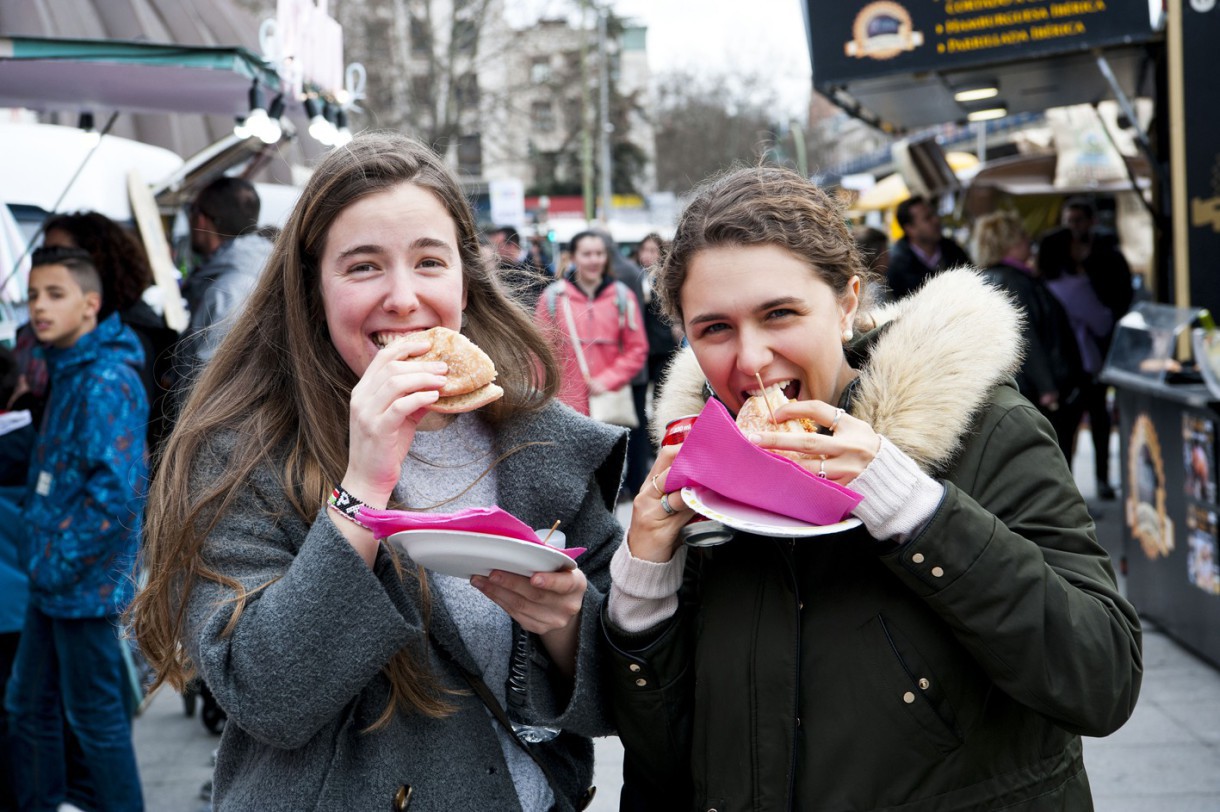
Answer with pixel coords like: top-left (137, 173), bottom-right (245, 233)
top-left (662, 415), bottom-right (699, 447)
top-left (661, 414), bottom-right (735, 547)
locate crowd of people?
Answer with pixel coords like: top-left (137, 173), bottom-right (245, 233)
top-left (866, 194), bottom-right (1133, 498)
top-left (0, 130), bottom-right (1143, 811)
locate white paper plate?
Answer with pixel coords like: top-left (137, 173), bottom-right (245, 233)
top-left (386, 529), bottom-right (578, 579)
top-left (681, 484), bottom-right (863, 538)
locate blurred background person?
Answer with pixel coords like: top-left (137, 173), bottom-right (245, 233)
top-left (1038, 198), bottom-right (1133, 500)
top-left (0, 343), bottom-right (29, 812)
top-left (535, 231), bottom-right (647, 441)
top-left (42, 211), bottom-right (178, 452)
top-left (1040, 233), bottom-right (1115, 497)
top-left (178, 176), bottom-right (274, 378)
top-left (976, 211), bottom-right (1084, 461)
top-left (8, 246), bottom-right (148, 812)
top-left (489, 224), bottom-right (526, 267)
top-left (636, 233), bottom-right (680, 392)
top-left (853, 224), bottom-right (891, 307)
top-left (526, 234), bottom-right (555, 277)
top-left (598, 231), bottom-right (652, 499)
top-left (1040, 198), bottom-right (1134, 327)
top-left (489, 226), bottom-right (547, 311)
top-left (886, 195), bottom-right (972, 300)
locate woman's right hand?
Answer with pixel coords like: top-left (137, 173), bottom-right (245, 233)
top-left (627, 445), bottom-right (692, 563)
top-left (342, 338), bottom-right (449, 509)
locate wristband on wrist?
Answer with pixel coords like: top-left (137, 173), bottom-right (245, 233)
top-left (328, 485), bottom-right (371, 530)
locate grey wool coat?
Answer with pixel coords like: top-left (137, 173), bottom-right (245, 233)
top-left (183, 401), bottom-right (626, 811)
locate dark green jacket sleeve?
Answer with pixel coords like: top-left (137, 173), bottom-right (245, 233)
top-left (881, 387), bottom-right (1142, 735)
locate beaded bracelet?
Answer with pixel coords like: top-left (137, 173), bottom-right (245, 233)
top-left (327, 485), bottom-right (371, 530)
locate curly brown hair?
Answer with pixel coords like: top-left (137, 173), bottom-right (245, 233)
top-left (655, 166), bottom-right (871, 329)
top-left (42, 211), bottom-right (154, 317)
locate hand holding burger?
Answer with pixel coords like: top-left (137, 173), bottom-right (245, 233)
top-left (391, 326), bottom-right (504, 412)
top-left (736, 384), bottom-right (880, 483)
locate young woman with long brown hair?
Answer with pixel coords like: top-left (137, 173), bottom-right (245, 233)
top-left (128, 133), bottom-right (623, 810)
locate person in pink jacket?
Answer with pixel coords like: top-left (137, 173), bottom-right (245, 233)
top-left (535, 231), bottom-right (648, 416)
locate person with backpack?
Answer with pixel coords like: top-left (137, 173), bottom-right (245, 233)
top-left (534, 231), bottom-right (647, 421)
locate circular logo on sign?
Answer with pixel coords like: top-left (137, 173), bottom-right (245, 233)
top-left (844, 1), bottom-right (925, 61)
top-left (1191, 0), bottom-right (1215, 13)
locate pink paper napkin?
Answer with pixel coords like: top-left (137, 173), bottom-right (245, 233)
top-left (667, 399), bottom-right (863, 526)
top-left (357, 505), bottom-right (585, 559)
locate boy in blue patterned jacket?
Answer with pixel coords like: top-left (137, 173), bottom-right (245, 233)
top-left (5, 246), bottom-right (147, 810)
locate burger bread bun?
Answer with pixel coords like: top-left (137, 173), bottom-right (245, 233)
top-left (392, 326), bottom-right (504, 413)
top-left (429, 382), bottom-right (505, 414)
top-left (735, 386), bottom-right (817, 460)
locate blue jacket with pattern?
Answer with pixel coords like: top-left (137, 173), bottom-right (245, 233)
top-left (24, 312), bottom-right (148, 619)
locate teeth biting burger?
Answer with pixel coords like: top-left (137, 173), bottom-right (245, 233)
top-left (381, 326), bottom-right (504, 413)
top-left (735, 382), bottom-right (818, 460)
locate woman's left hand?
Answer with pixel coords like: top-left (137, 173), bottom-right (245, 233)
top-left (745, 400), bottom-right (882, 485)
top-left (472, 567), bottom-right (588, 677)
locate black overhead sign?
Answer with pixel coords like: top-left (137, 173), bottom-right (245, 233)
top-left (808, 0), bottom-right (1156, 86)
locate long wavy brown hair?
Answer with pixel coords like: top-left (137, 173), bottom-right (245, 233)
top-left (128, 132), bottom-right (560, 723)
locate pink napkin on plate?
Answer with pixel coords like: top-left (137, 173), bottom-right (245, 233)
top-left (667, 399), bottom-right (863, 525)
top-left (357, 505), bottom-right (585, 559)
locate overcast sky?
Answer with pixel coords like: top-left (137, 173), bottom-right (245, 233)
top-left (508, 0), bottom-right (814, 116)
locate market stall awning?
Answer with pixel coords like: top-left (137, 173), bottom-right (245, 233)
top-left (0, 36), bottom-right (285, 118)
top-left (804, 2), bottom-right (1161, 134)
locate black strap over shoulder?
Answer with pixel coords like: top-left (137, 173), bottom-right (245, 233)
top-left (428, 633), bottom-right (595, 810)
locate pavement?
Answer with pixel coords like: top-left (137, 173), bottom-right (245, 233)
top-left (129, 427), bottom-right (1220, 811)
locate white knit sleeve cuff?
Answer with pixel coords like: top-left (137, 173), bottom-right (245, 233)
top-left (850, 435), bottom-right (945, 543)
top-left (607, 534), bottom-right (688, 633)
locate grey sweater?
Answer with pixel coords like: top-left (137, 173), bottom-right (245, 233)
top-left (183, 401), bottom-right (627, 811)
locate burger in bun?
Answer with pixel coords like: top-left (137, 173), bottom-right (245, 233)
top-left (386, 326), bottom-right (504, 413)
top-left (735, 384), bottom-right (818, 461)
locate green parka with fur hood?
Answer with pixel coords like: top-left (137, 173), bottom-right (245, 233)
top-left (603, 270), bottom-right (1142, 811)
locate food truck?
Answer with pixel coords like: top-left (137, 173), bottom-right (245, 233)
top-left (804, 0), bottom-right (1220, 667)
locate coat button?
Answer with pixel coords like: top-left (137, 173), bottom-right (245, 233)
top-left (903, 691), bottom-right (916, 704)
top-left (393, 784), bottom-right (413, 810)
top-left (931, 566), bottom-right (944, 577)
top-left (629, 663), bottom-right (641, 673)
top-left (635, 678), bottom-right (647, 687)
top-left (919, 678), bottom-right (930, 690)
top-left (911, 552), bottom-right (925, 563)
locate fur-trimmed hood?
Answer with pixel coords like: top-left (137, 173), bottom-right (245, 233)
top-left (652, 269), bottom-right (1025, 475)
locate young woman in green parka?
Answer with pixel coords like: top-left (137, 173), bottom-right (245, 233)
top-left (603, 166), bottom-right (1142, 811)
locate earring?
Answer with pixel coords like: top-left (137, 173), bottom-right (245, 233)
top-left (842, 327), bottom-right (853, 343)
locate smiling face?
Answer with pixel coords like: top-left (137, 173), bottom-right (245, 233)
top-left (681, 244), bottom-right (859, 415)
top-left (28, 263), bottom-right (101, 349)
top-left (572, 235), bottom-right (608, 288)
top-left (637, 238), bottom-right (661, 269)
top-left (320, 183), bottom-right (466, 378)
